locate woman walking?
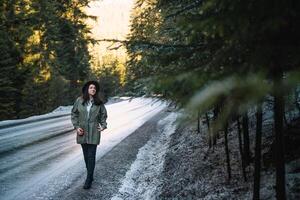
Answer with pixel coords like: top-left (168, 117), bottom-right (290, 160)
top-left (71, 80), bottom-right (108, 189)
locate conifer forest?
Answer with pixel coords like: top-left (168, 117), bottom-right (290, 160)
top-left (0, 0), bottom-right (300, 199)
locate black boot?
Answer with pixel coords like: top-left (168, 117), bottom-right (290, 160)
top-left (82, 144), bottom-right (96, 189)
top-left (83, 166), bottom-right (94, 189)
top-left (83, 159), bottom-right (95, 188)
top-left (83, 177), bottom-right (92, 189)
top-left (83, 160), bottom-right (94, 189)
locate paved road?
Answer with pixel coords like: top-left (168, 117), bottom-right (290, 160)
top-left (0, 98), bottom-right (167, 200)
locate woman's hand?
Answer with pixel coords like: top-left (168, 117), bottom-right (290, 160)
top-left (97, 124), bottom-right (106, 132)
top-left (77, 128), bottom-right (84, 136)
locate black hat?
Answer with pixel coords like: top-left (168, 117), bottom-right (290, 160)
top-left (82, 80), bottom-right (100, 94)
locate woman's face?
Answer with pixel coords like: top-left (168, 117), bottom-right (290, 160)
top-left (88, 84), bottom-right (97, 96)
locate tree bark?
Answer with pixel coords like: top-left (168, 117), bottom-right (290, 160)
top-left (237, 116), bottom-right (247, 182)
top-left (274, 70), bottom-right (286, 200)
top-left (224, 122), bottom-right (231, 181)
top-left (253, 103), bottom-right (263, 200)
top-left (205, 112), bottom-right (212, 148)
top-left (242, 112), bottom-right (251, 166)
top-left (197, 110), bottom-right (201, 134)
top-left (295, 88), bottom-right (300, 115)
top-left (213, 106), bottom-right (220, 145)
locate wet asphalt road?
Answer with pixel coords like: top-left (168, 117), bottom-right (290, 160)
top-left (0, 98), bottom-right (167, 200)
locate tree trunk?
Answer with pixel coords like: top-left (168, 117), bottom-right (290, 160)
top-left (274, 70), bottom-right (286, 200)
top-left (69, 79), bottom-right (79, 102)
top-left (213, 105), bottom-right (220, 145)
top-left (295, 88), bottom-right (300, 115)
top-left (237, 116), bottom-right (247, 181)
top-left (242, 112), bottom-right (251, 166)
top-left (283, 111), bottom-right (289, 127)
top-left (224, 122), bottom-right (231, 181)
top-left (253, 103), bottom-right (263, 200)
top-left (206, 113), bottom-right (212, 148)
top-left (197, 110), bottom-right (201, 134)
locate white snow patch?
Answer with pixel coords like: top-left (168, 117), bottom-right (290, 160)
top-left (0, 96), bottom-right (128, 127)
top-left (51, 106), bottom-right (72, 113)
top-left (111, 112), bottom-right (178, 200)
top-left (0, 108), bottom-right (70, 128)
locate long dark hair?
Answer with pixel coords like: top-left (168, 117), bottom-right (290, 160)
top-left (81, 82), bottom-right (104, 105)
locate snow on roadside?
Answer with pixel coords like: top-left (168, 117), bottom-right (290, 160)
top-left (111, 112), bottom-right (178, 200)
top-left (0, 107), bottom-right (70, 127)
top-left (0, 96), bottom-right (132, 128)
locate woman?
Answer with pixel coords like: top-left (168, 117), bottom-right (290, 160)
top-left (71, 80), bottom-right (108, 189)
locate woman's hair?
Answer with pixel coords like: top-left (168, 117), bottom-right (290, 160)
top-left (81, 82), bottom-right (104, 105)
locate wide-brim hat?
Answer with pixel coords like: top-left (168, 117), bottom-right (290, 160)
top-left (82, 80), bottom-right (100, 94)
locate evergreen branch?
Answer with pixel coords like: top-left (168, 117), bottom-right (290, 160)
top-left (165, 0), bottom-right (203, 19)
top-left (108, 44), bottom-right (123, 50)
top-left (0, 17), bottom-right (32, 27)
top-left (96, 39), bottom-right (203, 49)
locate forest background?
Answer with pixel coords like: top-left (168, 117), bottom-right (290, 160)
top-left (1, 0), bottom-right (300, 199)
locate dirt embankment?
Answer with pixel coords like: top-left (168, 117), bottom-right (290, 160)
top-left (158, 117), bottom-right (300, 200)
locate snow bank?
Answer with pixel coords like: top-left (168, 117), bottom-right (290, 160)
top-left (0, 108), bottom-right (71, 129)
top-left (111, 112), bottom-right (178, 200)
top-left (0, 96), bottom-right (130, 129)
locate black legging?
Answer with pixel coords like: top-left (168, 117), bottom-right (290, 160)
top-left (81, 144), bottom-right (97, 180)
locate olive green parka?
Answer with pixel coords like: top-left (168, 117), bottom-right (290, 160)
top-left (71, 97), bottom-right (108, 145)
